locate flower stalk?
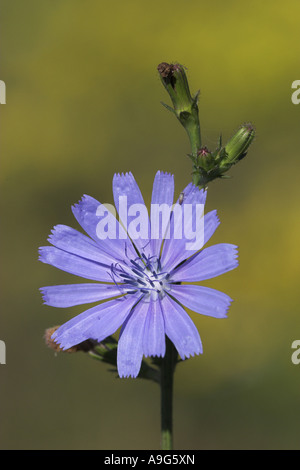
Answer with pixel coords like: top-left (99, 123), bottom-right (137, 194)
top-left (160, 337), bottom-right (178, 450)
top-left (156, 61), bottom-right (253, 450)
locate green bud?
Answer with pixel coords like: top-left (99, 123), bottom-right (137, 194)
top-left (158, 62), bottom-right (201, 156)
top-left (157, 62), bottom-right (195, 113)
top-left (44, 326), bottom-right (97, 353)
top-left (191, 124), bottom-right (255, 189)
top-left (196, 146), bottom-right (214, 171)
top-left (223, 124), bottom-right (255, 165)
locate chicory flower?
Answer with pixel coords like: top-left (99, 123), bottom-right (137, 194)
top-left (39, 171), bottom-right (238, 378)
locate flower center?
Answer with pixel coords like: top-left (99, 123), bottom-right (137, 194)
top-left (110, 253), bottom-right (170, 300)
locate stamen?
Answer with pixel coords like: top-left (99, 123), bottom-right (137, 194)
top-left (124, 279), bottom-right (139, 286)
top-left (109, 251), bottom-right (169, 299)
top-left (118, 273), bottom-right (133, 280)
top-left (107, 270), bottom-right (127, 295)
top-left (140, 288), bottom-right (151, 294)
top-left (131, 268), bottom-right (145, 278)
top-left (130, 259), bottom-right (144, 271)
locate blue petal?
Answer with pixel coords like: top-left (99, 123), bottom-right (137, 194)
top-left (48, 224), bottom-right (117, 266)
top-left (161, 209), bottom-right (220, 272)
top-left (160, 294), bottom-right (202, 360)
top-left (160, 183), bottom-right (207, 269)
top-left (150, 171), bottom-right (174, 257)
top-left (39, 246), bottom-right (113, 282)
top-left (113, 172), bottom-right (150, 256)
top-left (52, 294), bottom-right (140, 350)
top-left (171, 243), bottom-right (238, 282)
top-left (202, 209), bottom-right (220, 246)
top-left (117, 299), bottom-right (149, 378)
top-left (40, 283), bottom-right (123, 308)
top-left (72, 194), bottom-right (136, 261)
top-left (143, 299), bottom-right (166, 358)
top-left (170, 284), bottom-right (232, 318)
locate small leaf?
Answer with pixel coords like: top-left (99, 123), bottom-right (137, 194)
top-left (192, 90), bottom-right (200, 108)
top-left (187, 153), bottom-right (196, 163)
top-left (219, 174), bottom-right (231, 179)
top-left (219, 134), bottom-right (222, 148)
top-left (160, 101), bottom-right (176, 115)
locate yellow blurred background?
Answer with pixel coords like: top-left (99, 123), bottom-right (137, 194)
top-left (1, 0), bottom-right (300, 449)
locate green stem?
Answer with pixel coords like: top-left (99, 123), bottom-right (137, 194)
top-left (160, 337), bottom-right (177, 450)
top-left (183, 105), bottom-right (202, 158)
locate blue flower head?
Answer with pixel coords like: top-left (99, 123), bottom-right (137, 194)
top-left (39, 171), bottom-right (238, 378)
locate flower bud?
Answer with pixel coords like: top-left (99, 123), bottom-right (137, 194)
top-left (157, 62), bottom-right (195, 113)
top-left (158, 62), bottom-right (201, 157)
top-left (44, 326), bottom-right (96, 353)
top-left (224, 124), bottom-right (255, 165)
top-left (196, 146), bottom-right (214, 171)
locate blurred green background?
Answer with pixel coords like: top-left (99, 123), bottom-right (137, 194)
top-left (1, 0), bottom-right (300, 450)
